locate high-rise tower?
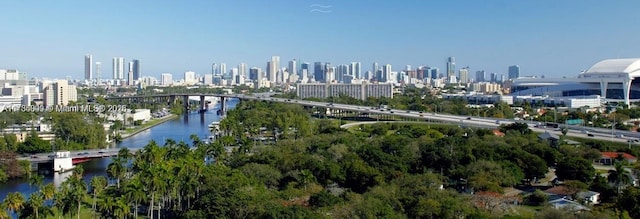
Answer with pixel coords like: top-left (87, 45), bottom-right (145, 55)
top-left (132, 59), bottom-right (140, 80)
top-left (96, 62), bottom-right (102, 83)
top-left (508, 65), bottom-right (520, 79)
top-left (84, 55), bottom-right (93, 80)
top-left (268, 56), bottom-right (280, 83)
top-left (446, 57), bottom-right (456, 78)
top-left (112, 57), bottom-right (124, 79)
top-left (288, 59), bottom-right (297, 78)
top-left (238, 63), bottom-right (247, 78)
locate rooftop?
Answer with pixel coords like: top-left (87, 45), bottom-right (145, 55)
top-left (584, 58), bottom-right (640, 76)
top-left (601, 152), bottom-right (637, 160)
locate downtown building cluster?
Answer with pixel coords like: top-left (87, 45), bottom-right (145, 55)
top-left (84, 54), bottom-right (141, 86)
top-left (97, 55), bottom-right (524, 101)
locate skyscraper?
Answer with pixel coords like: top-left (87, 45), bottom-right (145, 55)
top-left (508, 65), bottom-right (520, 79)
top-left (112, 57), bottom-right (124, 79)
top-left (475, 70), bottom-right (485, 82)
top-left (314, 62), bottom-right (324, 82)
top-left (211, 63), bottom-right (217, 75)
top-left (349, 62), bottom-right (362, 79)
top-left (459, 67), bottom-right (469, 83)
top-left (128, 61), bottom-right (134, 74)
top-left (372, 62), bottom-right (379, 75)
top-left (268, 56), bottom-right (280, 83)
top-left (446, 57), bottom-right (456, 78)
top-left (84, 55), bottom-right (92, 80)
top-left (300, 62), bottom-right (310, 78)
top-left (238, 63), bottom-right (247, 78)
top-left (288, 59), bottom-right (297, 78)
top-left (96, 62), bottom-right (102, 83)
top-left (132, 59), bottom-right (140, 80)
top-left (382, 64), bottom-right (392, 82)
top-left (218, 63), bottom-right (226, 76)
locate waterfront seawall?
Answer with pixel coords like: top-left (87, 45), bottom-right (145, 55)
top-left (120, 114), bottom-right (179, 139)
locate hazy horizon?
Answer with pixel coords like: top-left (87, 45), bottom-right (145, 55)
top-left (1, 0), bottom-right (639, 79)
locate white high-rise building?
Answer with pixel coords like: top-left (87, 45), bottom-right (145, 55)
top-left (230, 68), bottom-right (238, 85)
top-left (382, 64), bottom-right (392, 82)
top-left (84, 55), bottom-right (92, 80)
top-left (96, 62), bottom-right (102, 83)
top-left (372, 62), bottom-right (379, 75)
top-left (218, 63), bottom-right (226, 76)
top-left (161, 73), bottom-right (173, 86)
top-left (184, 71), bottom-right (196, 85)
top-left (268, 56), bottom-right (280, 83)
top-left (128, 61), bottom-right (134, 73)
top-left (238, 63), bottom-right (247, 78)
top-left (112, 57), bottom-right (125, 79)
top-left (459, 67), bottom-right (469, 83)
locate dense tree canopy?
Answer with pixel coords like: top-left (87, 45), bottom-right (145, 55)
top-left (2, 99), bottom-right (639, 218)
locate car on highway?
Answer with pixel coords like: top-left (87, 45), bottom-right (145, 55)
top-left (48, 154), bottom-right (56, 158)
top-left (466, 117), bottom-right (472, 120)
top-left (495, 120), bottom-right (500, 124)
top-left (406, 110), bottom-right (410, 113)
top-left (587, 133), bottom-right (595, 137)
top-left (77, 152), bottom-right (89, 155)
top-left (30, 155), bottom-right (38, 158)
top-left (98, 149), bottom-right (107, 154)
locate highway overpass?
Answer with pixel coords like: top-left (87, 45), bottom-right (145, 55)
top-left (106, 92), bottom-right (640, 144)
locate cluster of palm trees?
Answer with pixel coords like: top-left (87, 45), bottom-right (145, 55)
top-left (1, 167), bottom-right (82, 219)
top-left (0, 134), bottom-right (222, 219)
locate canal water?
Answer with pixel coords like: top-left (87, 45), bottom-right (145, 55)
top-left (0, 99), bottom-right (238, 201)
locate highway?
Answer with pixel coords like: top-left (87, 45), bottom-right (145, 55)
top-left (229, 93), bottom-right (638, 145)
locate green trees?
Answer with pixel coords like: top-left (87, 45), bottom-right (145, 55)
top-left (3, 192), bottom-right (24, 216)
top-left (51, 112), bottom-right (106, 150)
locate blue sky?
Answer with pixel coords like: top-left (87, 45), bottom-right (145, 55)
top-left (1, 0), bottom-right (639, 79)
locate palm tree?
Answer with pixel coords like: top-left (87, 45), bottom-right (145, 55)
top-left (97, 196), bottom-right (116, 218)
top-left (608, 162), bottom-right (633, 194)
top-left (41, 183), bottom-right (56, 201)
top-left (70, 166), bottom-right (87, 219)
top-left (29, 174), bottom-right (44, 189)
top-left (124, 178), bottom-right (146, 218)
top-left (0, 204), bottom-right (9, 219)
top-left (3, 192), bottom-right (25, 216)
top-left (107, 159), bottom-right (125, 188)
top-left (113, 197), bottom-right (131, 219)
top-left (90, 176), bottom-right (108, 215)
top-left (28, 192), bottom-right (44, 219)
top-left (54, 185), bottom-right (71, 218)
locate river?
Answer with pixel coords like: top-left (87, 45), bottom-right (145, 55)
top-left (0, 98), bottom-right (238, 201)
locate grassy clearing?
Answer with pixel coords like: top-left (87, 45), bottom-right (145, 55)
top-left (122, 114), bottom-right (178, 136)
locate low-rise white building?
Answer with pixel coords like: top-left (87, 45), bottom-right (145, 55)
top-left (105, 109), bottom-right (152, 122)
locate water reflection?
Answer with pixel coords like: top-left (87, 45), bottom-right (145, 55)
top-left (0, 99), bottom-right (238, 201)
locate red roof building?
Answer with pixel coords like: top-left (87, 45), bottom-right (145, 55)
top-left (598, 152), bottom-right (637, 165)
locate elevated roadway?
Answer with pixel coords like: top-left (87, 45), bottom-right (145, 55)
top-left (18, 148), bottom-right (141, 164)
top-left (105, 92), bottom-right (640, 144)
top-left (231, 94), bottom-right (638, 144)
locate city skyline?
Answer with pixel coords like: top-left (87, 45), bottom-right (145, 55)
top-left (1, 0), bottom-right (640, 78)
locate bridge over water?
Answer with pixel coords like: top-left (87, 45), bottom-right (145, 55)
top-left (18, 148), bottom-right (141, 172)
top-left (105, 93), bottom-right (238, 115)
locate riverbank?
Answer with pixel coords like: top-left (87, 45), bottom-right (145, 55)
top-left (120, 114), bottom-right (179, 139)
